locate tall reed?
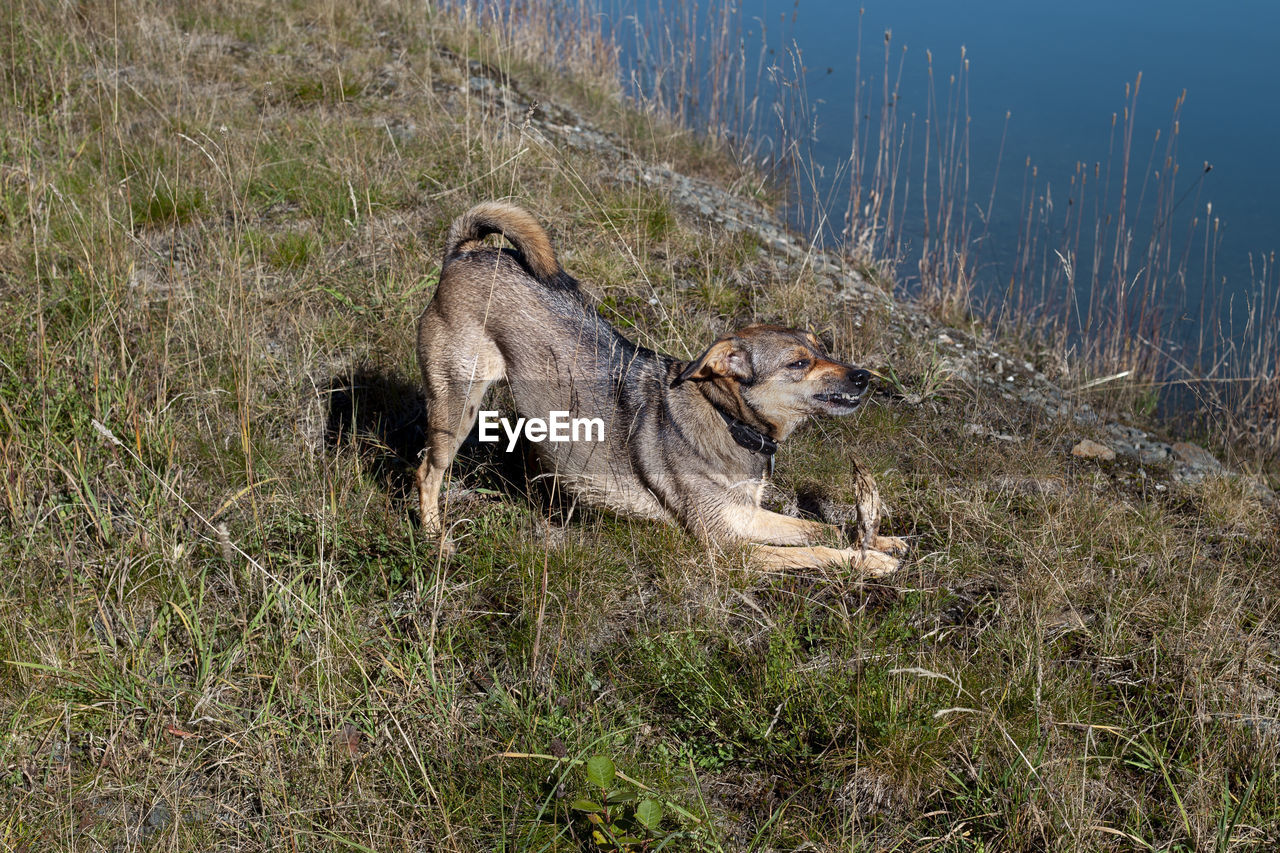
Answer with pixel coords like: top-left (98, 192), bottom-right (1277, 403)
top-left (593, 0), bottom-right (1279, 462)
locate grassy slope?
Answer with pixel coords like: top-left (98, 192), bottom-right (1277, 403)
top-left (2, 1), bottom-right (1278, 850)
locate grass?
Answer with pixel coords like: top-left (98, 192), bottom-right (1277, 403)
top-left (1, 0), bottom-right (1279, 850)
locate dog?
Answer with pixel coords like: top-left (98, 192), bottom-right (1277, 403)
top-left (415, 201), bottom-right (905, 574)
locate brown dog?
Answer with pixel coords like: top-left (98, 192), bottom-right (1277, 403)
top-left (415, 202), bottom-right (905, 573)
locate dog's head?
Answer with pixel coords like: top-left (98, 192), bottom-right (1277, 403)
top-left (675, 324), bottom-right (872, 437)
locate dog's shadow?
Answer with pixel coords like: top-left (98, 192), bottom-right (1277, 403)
top-left (323, 367), bottom-right (536, 513)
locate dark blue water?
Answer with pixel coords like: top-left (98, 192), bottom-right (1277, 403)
top-left (787, 0), bottom-right (1278, 269)
top-left (605, 0), bottom-right (1280, 368)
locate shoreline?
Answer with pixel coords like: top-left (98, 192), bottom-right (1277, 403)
top-left (464, 53), bottom-right (1265, 494)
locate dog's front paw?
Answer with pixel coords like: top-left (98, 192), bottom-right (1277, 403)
top-left (421, 522), bottom-right (457, 559)
top-left (845, 547), bottom-right (900, 577)
top-left (870, 534), bottom-right (909, 556)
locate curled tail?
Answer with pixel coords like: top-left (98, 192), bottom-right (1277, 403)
top-left (443, 201), bottom-right (562, 282)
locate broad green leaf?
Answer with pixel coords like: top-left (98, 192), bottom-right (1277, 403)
top-left (585, 755), bottom-right (616, 788)
top-left (635, 799), bottom-right (663, 830)
top-left (569, 798), bottom-right (602, 813)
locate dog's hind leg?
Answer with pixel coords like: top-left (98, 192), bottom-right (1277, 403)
top-left (416, 336), bottom-right (504, 550)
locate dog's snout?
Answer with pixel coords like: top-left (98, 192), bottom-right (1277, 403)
top-left (848, 368), bottom-right (871, 393)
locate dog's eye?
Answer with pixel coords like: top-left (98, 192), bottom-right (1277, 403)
top-left (788, 359), bottom-right (811, 370)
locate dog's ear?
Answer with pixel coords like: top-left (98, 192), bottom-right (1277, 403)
top-left (674, 337), bottom-right (752, 385)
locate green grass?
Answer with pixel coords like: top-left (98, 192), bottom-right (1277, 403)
top-left (1, 0), bottom-right (1278, 851)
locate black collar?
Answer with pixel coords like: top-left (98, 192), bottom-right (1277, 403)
top-left (711, 404), bottom-right (778, 475)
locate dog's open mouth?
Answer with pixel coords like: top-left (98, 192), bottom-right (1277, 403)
top-left (813, 390), bottom-right (864, 414)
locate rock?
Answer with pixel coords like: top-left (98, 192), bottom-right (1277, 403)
top-left (1169, 440), bottom-right (1232, 485)
top-left (1172, 441), bottom-right (1221, 472)
top-left (1072, 439), bottom-right (1116, 461)
top-left (1138, 444), bottom-right (1172, 465)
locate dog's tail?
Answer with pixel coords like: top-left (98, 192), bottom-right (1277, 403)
top-left (443, 201), bottom-right (562, 282)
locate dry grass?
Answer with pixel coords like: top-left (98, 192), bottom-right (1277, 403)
top-left (2, 1), bottom-right (1279, 851)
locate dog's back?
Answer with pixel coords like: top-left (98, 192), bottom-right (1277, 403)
top-left (418, 203), bottom-right (673, 521)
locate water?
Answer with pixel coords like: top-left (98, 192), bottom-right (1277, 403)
top-left (604, 0), bottom-right (1280, 371)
